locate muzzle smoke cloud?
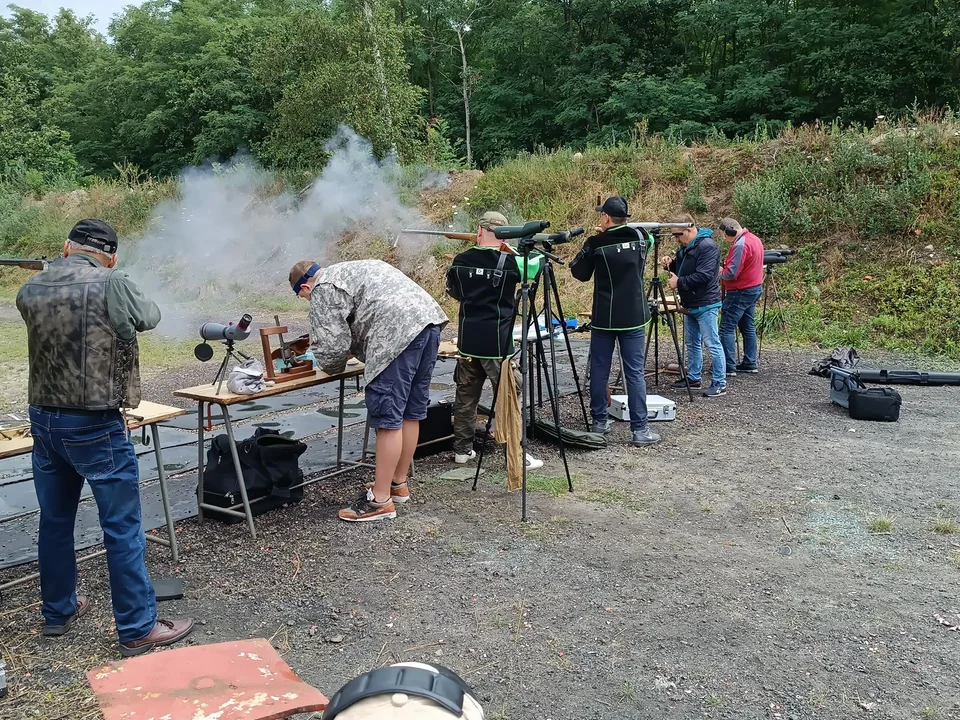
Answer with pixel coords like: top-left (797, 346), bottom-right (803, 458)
top-left (122, 126), bottom-right (446, 338)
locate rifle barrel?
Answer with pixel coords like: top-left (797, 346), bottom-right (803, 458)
top-left (0, 259), bottom-right (47, 270)
top-left (401, 229), bottom-right (477, 242)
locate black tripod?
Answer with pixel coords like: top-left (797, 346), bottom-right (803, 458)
top-left (210, 340), bottom-right (251, 395)
top-left (757, 263), bottom-right (792, 362)
top-left (526, 259), bottom-right (590, 430)
top-left (644, 230), bottom-right (695, 402)
top-left (471, 243), bottom-right (575, 521)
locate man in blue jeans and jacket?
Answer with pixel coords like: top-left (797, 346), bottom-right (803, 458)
top-left (571, 197), bottom-right (660, 446)
top-left (17, 219), bottom-right (193, 656)
top-left (660, 215), bottom-right (727, 397)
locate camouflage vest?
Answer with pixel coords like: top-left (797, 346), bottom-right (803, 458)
top-left (16, 256), bottom-right (141, 410)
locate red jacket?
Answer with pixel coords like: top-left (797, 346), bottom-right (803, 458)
top-left (721, 230), bottom-right (764, 290)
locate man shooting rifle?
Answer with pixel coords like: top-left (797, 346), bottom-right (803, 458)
top-left (16, 219), bottom-right (194, 656)
top-left (445, 211), bottom-right (543, 470)
top-left (570, 196), bottom-right (661, 447)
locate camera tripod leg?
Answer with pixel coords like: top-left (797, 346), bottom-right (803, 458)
top-left (648, 281), bottom-right (694, 401)
top-left (662, 308), bottom-right (694, 402)
top-left (540, 282), bottom-right (568, 492)
top-left (547, 263), bottom-right (590, 430)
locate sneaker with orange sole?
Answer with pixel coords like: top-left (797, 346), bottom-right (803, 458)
top-left (363, 481), bottom-right (410, 504)
top-left (339, 489), bottom-right (397, 522)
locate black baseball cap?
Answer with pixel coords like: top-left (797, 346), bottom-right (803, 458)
top-left (596, 196), bottom-right (630, 218)
top-left (68, 219), bottom-right (119, 255)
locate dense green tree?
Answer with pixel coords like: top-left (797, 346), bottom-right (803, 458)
top-left (2, 0), bottom-right (958, 176)
top-left (254, 0), bottom-right (424, 168)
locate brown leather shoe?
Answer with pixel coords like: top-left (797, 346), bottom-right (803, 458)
top-left (119, 618), bottom-right (195, 657)
top-left (42, 595), bottom-right (91, 637)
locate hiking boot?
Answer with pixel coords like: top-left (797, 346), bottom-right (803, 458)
top-left (525, 454), bottom-right (544, 470)
top-left (42, 595), bottom-right (91, 637)
top-left (703, 382), bottom-right (727, 398)
top-left (454, 449), bottom-right (477, 464)
top-left (338, 489), bottom-right (397, 523)
top-left (591, 419), bottom-right (611, 434)
top-left (736, 362), bottom-right (759, 374)
top-left (364, 480), bottom-right (410, 503)
top-left (119, 618), bottom-right (194, 657)
top-left (631, 428), bottom-right (661, 446)
top-left (671, 377), bottom-right (701, 390)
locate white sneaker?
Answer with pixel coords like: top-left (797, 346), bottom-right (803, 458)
top-left (525, 454), bottom-right (543, 470)
top-left (454, 449), bottom-right (477, 464)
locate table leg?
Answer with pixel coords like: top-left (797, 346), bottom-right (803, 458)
top-left (361, 419), bottom-right (371, 463)
top-left (150, 423), bottom-right (179, 564)
top-left (222, 405), bottom-right (257, 540)
top-left (196, 401), bottom-right (205, 523)
top-left (336, 377), bottom-right (345, 468)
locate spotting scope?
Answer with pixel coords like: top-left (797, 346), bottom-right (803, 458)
top-left (199, 314), bottom-right (253, 342)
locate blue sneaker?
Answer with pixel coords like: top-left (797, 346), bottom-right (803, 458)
top-left (702, 382), bottom-right (727, 398)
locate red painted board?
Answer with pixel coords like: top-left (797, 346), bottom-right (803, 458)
top-left (87, 638), bottom-right (329, 720)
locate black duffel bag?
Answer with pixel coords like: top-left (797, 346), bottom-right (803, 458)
top-left (848, 387), bottom-right (902, 422)
top-left (201, 426), bottom-right (307, 522)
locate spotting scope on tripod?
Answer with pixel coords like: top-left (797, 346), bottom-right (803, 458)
top-left (194, 314), bottom-right (254, 394)
top-left (474, 220), bottom-right (584, 521)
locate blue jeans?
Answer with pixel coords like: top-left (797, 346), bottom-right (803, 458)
top-left (720, 285), bottom-right (763, 368)
top-left (29, 406), bottom-right (156, 643)
top-left (590, 328), bottom-right (649, 432)
top-left (684, 307), bottom-right (726, 385)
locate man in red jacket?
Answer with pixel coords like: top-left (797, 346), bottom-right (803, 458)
top-left (718, 218), bottom-right (765, 375)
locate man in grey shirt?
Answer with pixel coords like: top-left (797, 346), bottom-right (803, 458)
top-left (289, 258), bottom-right (448, 522)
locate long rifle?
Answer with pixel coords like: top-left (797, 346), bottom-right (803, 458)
top-left (0, 258), bottom-right (49, 271)
top-left (401, 229), bottom-right (478, 243)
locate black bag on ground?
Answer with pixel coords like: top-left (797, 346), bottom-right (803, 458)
top-left (201, 427), bottom-right (307, 522)
top-left (848, 387), bottom-right (902, 422)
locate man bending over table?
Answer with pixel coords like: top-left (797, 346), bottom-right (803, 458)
top-left (289, 259), bottom-right (448, 522)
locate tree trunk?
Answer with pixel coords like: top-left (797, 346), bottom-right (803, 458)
top-left (363, 0), bottom-right (396, 153)
top-left (457, 28), bottom-right (472, 168)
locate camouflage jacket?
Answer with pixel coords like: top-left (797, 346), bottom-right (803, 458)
top-left (308, 259), bottom-right (448, 382)
top-left (16, 254), bottom-right (161, 410)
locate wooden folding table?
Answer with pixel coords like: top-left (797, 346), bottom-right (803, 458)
top-left (174, 366), bottom-right (371, 540)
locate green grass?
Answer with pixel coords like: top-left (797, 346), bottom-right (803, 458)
top-left (524, 474), bottom-right (570, 497)
top-left (867, 514), bottom-right (895, 534)
top-left (0, 321), bottom-right (197, 370)
top-left (932, 517), bottom-right (960, 535)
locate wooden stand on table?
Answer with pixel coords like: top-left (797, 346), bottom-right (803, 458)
top-left (259, 324), bottom-right (314, 384)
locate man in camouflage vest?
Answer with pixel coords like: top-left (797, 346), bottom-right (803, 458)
top-left (17, 219), bottom-right (193, 656)
top-left (289, 258), bottom-right (448, 522)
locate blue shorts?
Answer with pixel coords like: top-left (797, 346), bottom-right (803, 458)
top-left (365, 325), bottom-right (441, 430)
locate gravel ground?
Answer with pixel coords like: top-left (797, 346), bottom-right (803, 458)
top-left (1, 345), bottom-right (960, 720)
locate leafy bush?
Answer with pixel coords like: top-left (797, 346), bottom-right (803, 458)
top-left (732, 175), bottom-right (790, 237)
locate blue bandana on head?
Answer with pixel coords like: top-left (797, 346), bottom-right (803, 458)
top-left (293, 263), bottom-right (321, 295)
